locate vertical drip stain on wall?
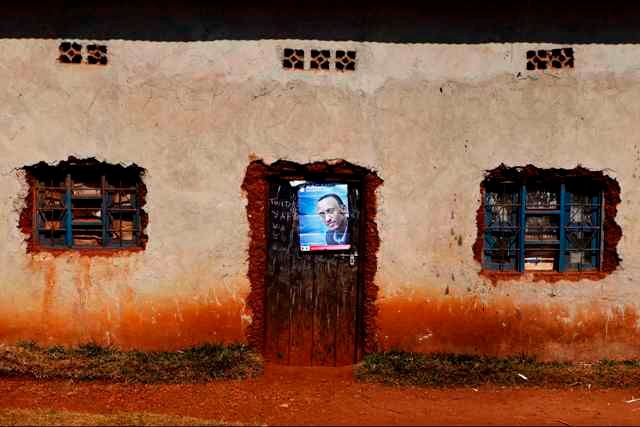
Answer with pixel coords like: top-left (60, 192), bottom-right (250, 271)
top-left (40, 261), bottom-right (57, 335)
top-left (74, 257), bottom-right (92, 340)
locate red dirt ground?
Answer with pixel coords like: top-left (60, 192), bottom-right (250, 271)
top-left (1, 364), bottom-right (639, 426)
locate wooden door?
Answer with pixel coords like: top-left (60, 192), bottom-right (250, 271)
top-left (265, 179), bottom-right (362, 366)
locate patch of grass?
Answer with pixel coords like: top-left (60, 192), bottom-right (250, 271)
top-left (355, 350), bottom-right (640, 388)
top-left (15, 341), bottom-right (40, 351)
top-left (0, 408), bottom-right (242, 426)
top-left (0, 342), bottom-right (262, 383)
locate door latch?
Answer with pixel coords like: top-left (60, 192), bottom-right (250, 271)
top-left (349, 254), bottom-right (356, 266)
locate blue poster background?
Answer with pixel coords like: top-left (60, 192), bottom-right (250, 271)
top-left (297, 183), bottom-right (349, 250)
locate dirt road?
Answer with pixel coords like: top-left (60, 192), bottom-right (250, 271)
top-left (1, 364), bottom-right (639, 425)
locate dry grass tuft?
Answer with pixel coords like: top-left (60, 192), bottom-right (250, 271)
top-left (0, 408), bottom-right (240, 426)
top-left (356, 351), bottom-right (640, 388)
top-left (0, 341), bottom-right (262, 383)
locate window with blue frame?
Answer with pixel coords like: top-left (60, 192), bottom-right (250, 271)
top-left (483, 179), bottom-right (603, 272)
top-left (26, 159), bottom-right (146, 250)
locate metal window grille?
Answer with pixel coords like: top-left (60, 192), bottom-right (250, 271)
top-left (483, 181), bottom-right (602, 272)
top-left (34, 174), bottom-right (142, 249)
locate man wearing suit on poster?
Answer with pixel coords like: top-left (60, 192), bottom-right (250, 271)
top-left (316, 193), bottom-right (349, 245)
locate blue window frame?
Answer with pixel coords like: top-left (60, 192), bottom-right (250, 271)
top-left (34, 174), bottom-right (143, 249)
top-left (483, 180), bottom-right (603, 272)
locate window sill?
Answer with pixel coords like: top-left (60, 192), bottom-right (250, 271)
top-left (28, 246), bottom-right (144, 257)
top-left (479, 269), bottom-right (607, 284)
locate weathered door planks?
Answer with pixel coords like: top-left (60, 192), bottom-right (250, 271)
top-left (265, 179), bottom-right (361, 366)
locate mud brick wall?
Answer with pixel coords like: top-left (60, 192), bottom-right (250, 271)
top-left (1, 35), bottom-right (639, 361)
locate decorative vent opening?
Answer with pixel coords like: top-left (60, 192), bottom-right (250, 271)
top-left (282, 48), bottom-right (358, 72)
top-left (335, 50), bottom-right (357, 71)
top-left (310, 49), bottom-right (331, 70)
top-left (87, 44), bottom-right (108, 65)
top-left (526, 48), bottom-right (574, 70)
top-left (283, 48), bottom-right (304, 70)
top-left (58, 42), bottom-right (82, 64)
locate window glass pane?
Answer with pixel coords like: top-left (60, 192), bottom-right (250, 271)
top-left (106, 187), bottom-right (139, 246)
top-left (36, 187), bottom-right (67, 247)
top-left (565, 187), bottom-right (601, 271)
top-left (567, 192), bottom-right (598, 226)
top-left (485, 233), bottom-right (519, 268)
top-left (526, 186), bottom-right (559, 210)
top-left (484, 184), bottom-right (520, 270)
top-left (525, 215), bottom-right (559, 242)
top-left (486, 184), bottom-right (519, 226)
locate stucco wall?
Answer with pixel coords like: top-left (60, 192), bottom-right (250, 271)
top-left (1, 39), bottom-right (639, 360)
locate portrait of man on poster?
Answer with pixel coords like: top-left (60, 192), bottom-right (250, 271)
top-left (316, 193), bottom-right (349, 245)
top-left (297, 183), bottom-right (350, 251)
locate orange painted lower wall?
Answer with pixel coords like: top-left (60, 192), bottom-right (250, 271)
top-left (3, 284), bottom-right (640, 360)
top-left (0, 297), bottom-right (247, 350)
top-left (376, 293), bottom-right (640, 361)
top-left (0, 254), bottom-right (249, 350)
top-left (3, 253), bottom-right (639, 360)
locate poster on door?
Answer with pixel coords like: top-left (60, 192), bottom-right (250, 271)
top-left (297, 183), bottom-right (350, 252)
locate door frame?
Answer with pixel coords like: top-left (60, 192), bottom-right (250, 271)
top-left (242, 159), bottom-right (383, 363)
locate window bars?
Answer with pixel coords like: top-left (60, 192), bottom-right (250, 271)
top-left (484, 182), bottom-right (602, 272)
top-left (34, 174), bottom-right (142, 249)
